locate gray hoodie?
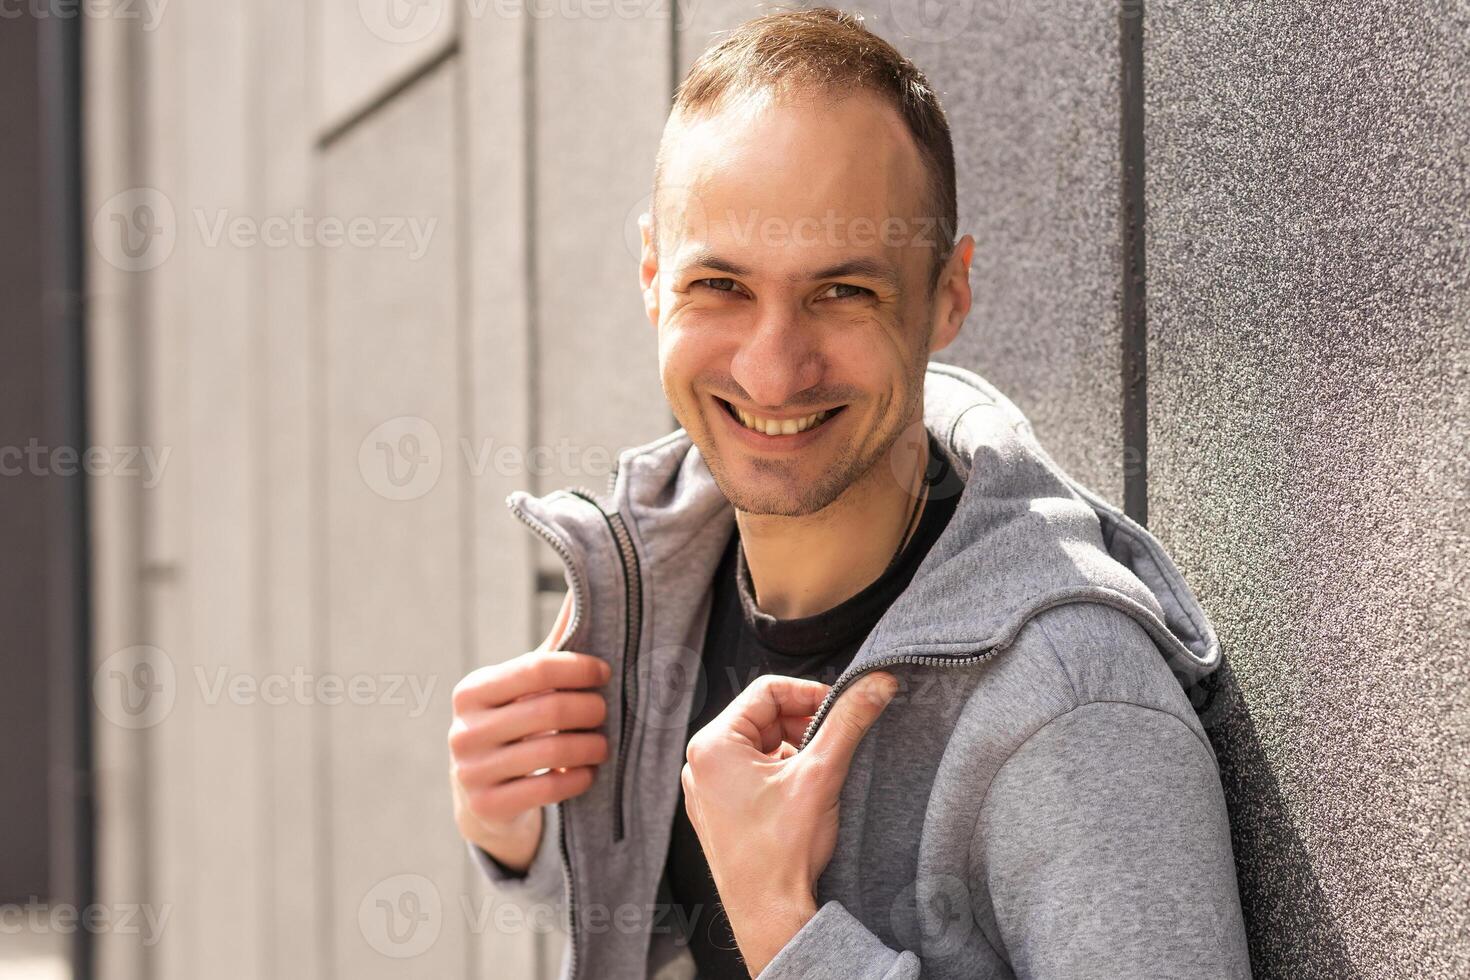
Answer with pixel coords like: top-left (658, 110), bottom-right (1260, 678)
top-left (472, 362), bottom-right (1252, 979)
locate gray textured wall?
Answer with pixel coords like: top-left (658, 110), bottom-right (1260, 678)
top-left (868, 0), bottom-right (1469, 975)
top-left (81, 2), bottom-right (1465, 979)
top-left (1145, 3), bottom-right (1469, 975)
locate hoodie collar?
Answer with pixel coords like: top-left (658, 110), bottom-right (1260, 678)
top-left (604, 362), bottom-right (1220, 695)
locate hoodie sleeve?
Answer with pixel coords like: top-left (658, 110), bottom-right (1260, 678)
top-left (974, 700), bottom-right (1253, 979)
top-left (466, 802), bottom-right (567, 912)
top-left (756, 898), bottom-right (921, 979)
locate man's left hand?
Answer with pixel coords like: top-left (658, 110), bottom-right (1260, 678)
top-left (681, 670), bottom-right (900, 978)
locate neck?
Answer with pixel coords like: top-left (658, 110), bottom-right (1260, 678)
top-left (738, 426), bottom-right (930, 619)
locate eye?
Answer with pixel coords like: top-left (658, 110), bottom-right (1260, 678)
top-left (694, 277), bottom-right (742, 294)
top-left (820, 282), bottom-right (874, 301)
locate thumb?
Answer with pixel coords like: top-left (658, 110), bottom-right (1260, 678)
top-left (803, 671), bottom-right (899, 778)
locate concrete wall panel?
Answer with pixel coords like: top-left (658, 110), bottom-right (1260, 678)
top-left (178, 1), bottom-right (269, 976)
top-left (860, 0), bottom-right (1127, 501)
top-left (84, 10), bottom-right (149, 979)
top-left (258, 0), bottom-right (328, 976)
top-left (1145, 3), bottom-right (1470, 976)
top-left (315, 0), bottom-right (459, 135)
top-left (320, 63), bottom-right (469, 980)
top-left (462, 9), bottom-right (544, 977)
top-left (533, 12), bottom-right (673, 502)
top-left (136, 4), bottom-right (198, 976)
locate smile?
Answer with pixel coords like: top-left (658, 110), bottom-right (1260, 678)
top-left (717, 397), bottom-right (844, 437)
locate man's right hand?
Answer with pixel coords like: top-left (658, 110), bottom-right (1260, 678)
top-left (449, 593), bottom-right (611, 873)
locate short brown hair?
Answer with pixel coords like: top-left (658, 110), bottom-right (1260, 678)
top-left (653, 5), bottom-right (958, 290)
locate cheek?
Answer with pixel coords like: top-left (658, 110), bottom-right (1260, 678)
top-left (659, 309), bottom-right (739, 376)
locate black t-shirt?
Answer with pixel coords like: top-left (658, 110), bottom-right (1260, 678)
top-left (662, 433), bottom-right (963, 978)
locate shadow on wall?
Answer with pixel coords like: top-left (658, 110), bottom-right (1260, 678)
top-left (1201, 660), bottom-right (1359, 978)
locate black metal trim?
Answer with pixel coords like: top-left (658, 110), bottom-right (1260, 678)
top-left (38, 9), bottom-right (95, 980)
top-left (1120, 0), bottom-right (1149, 527)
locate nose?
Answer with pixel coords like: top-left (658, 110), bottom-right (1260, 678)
top-left (729, 306), bottom-right (823, 409)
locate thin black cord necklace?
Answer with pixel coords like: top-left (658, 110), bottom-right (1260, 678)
top-left (885, 463), bottom-right (932, 572)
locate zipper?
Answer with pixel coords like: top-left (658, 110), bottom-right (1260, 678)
top-left (506, 492), bottom-right (592, 980)
top-left (797, 647), bottom-right (1004, 751)
top-left (567, 488), bottom-right (643, 843)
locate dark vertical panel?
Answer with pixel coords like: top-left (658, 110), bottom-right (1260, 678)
top-left (0, 0), bottom-right (53, 909)
top-left (38, 8), bottom-right (96, 980)
top-left (1119, 0), bottom-right (1147, 525)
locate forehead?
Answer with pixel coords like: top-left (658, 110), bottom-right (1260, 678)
top-left (658, 89), bottom-right (931, 271)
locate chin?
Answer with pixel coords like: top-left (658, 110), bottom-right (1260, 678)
top-left (706, 446), bottom-right (858, 517)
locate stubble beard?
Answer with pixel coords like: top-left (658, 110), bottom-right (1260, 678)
top-left (690, 383), bottom-right (923, 519)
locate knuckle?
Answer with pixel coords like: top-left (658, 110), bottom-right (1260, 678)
top-left (450, 669), bottom-right (485, 714)
top-left (530, 656), bottom-right (560, 690)
top-left (684, 736), bottom-right (712, 768)
top-left (572, 691), bottom-right (606, 727)
top-left (446, 722), bottom-right (474, 759)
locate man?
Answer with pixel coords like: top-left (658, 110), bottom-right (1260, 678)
top-left (449, 8), bottom-right (1250, 979)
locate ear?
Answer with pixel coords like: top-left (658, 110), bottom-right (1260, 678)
top-left (639, 212), bottom-right (660, 330)
top-left (929, 234), bottom-right (975, 354)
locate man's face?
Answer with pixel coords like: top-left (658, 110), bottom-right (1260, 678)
top-left (640, 88), bottom-right (972, 517)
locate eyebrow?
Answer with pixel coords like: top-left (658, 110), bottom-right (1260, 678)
top-left (677, 250), bottom-right (902, 291)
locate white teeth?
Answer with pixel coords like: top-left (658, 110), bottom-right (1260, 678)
top-left (730, 404), bottom-right (832, 436)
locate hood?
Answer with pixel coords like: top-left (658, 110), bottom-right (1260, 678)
top-left (593, 361), bottom-right (1219, 739)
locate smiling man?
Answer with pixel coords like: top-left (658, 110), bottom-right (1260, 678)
top-left (449, 8), bottom-right (1250, 980)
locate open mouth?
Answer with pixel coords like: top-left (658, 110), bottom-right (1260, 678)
top-left (716, 397), bottom-right (845, 437)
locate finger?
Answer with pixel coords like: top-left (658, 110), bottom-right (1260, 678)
top-left (801, 671), bottom-right (898, 781)
top-left (449, 690), bottom-right (607, 758)
top-left (455, 731), bottom-right (609, 788)
top-left (719, 675), bottom-right (830, 744)
top-left (466, 767), bottom-right (596, 824)
top-left (536, 590), bottom-right (576, 652)
top-left (753, 713), bottom-right (815, 755)
top-left (452, 652), bottom-right (610, 714)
